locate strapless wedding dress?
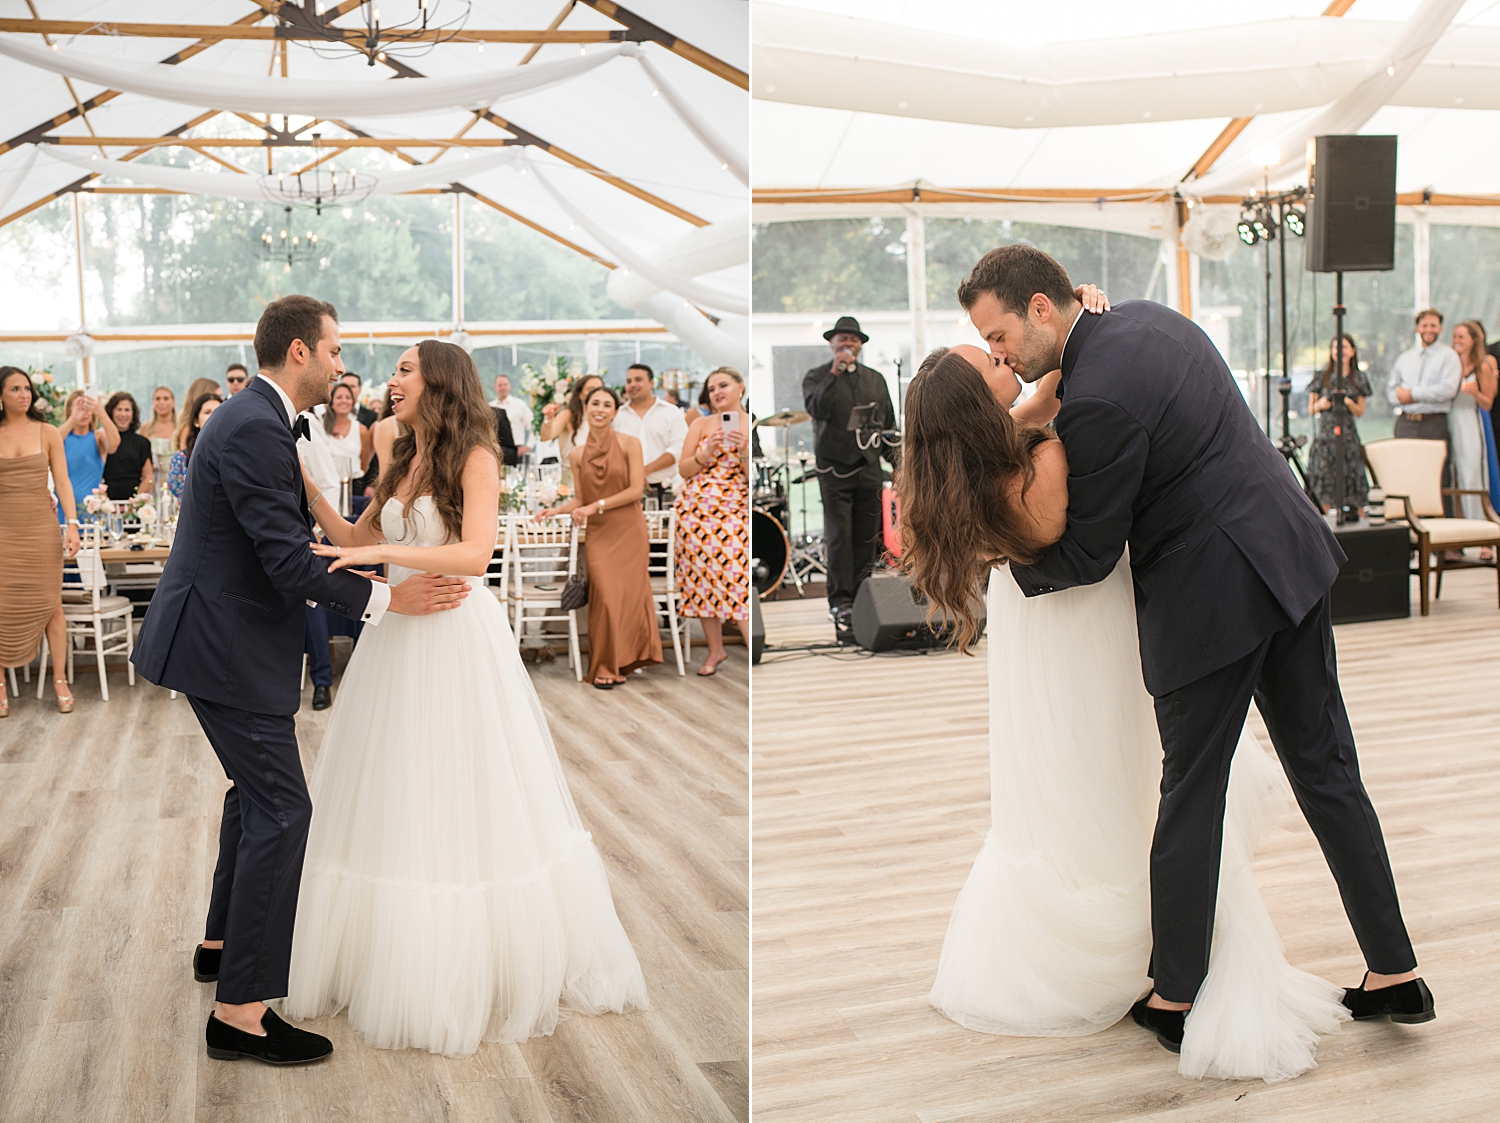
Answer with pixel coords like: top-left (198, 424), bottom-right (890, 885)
top-left (928, 558), bottom-right (1349, 1083)
top-left (284, 497), bottom-right (648, 1056)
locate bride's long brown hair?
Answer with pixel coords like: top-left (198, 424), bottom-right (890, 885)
top-left (371, 339), bottom-right (500, 543)
top-left (898, 346), bottom-right (1055, 653)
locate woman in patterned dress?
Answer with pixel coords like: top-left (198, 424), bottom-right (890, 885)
top-left (674, 367), bottom-right (751, 676)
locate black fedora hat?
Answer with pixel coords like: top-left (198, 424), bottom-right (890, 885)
top-left (823, 316), bottom-right (869, 343)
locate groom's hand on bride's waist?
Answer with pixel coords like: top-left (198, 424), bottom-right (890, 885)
top-left (383, 571), bottom-right (471, 615)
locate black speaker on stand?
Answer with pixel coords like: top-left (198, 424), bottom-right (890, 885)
top-left (1305, 135), bottom-right (1397, 526)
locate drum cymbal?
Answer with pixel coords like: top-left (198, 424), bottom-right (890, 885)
top-left (755, 409), bottom-right (811, 429)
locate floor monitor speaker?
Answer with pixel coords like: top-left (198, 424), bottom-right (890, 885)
top-left (750, 592), bottom-right (765, 664)
top-left (851, 573), bottom-right (982, 653)
top-left (1305, 135), bottom-right (1397, 273)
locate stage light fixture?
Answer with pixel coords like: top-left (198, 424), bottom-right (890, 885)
top-left (1237, 219), bottom-right (1259, 246)
top-left (1284, 206), bottom-right (1306, 236)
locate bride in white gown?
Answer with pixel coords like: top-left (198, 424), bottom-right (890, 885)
top-left (284, 340), bottom-right (647, 1057)
top-left (903, 343), bottom-right (1348, 1083)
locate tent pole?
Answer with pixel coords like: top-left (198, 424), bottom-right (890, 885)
top-left (1413, 208), bottom-right (1431, 314)
top-left (453, 191), bottom-right (464, 331)
top-left (70, 190), bottom-right (89, 388)
top-left (904, 205), bottom-right (927, 374)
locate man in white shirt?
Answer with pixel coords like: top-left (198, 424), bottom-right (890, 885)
top-left (1388, 308), bottom-right (1462, 514)
top-left (612, 363), bottom-right (689, 506)
top-left (1388, 308), bottom-right (1462, 439)
top-left (489, 374), bottom-right (531, 457)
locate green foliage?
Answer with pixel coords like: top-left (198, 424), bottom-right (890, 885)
top-left (462, 199), bottom-right (631, 321)
top-left (25, 365), bottom-right (68, 423)
top-left (752, 218), bottom-right (909, 313)
top-left (924, 220), bottom-right (1161, 310)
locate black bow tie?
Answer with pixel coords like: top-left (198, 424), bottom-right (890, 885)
top-left (291, 415), bottom-right (310, 441)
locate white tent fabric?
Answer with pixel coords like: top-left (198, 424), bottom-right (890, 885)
top-left (1187, 0), bottom-right (1467, 196)
top-left (753, 3), bottom-right (1500, 131)
top-left (40, 145), bottom-right (519, 202)
top-left (750, 0), bottom-right (1500, 202)
top-left (0, 36), bottom-right (630, 118)
top-left (0, 0), bottom-right (748, 368)
top-left (530, 156), bottom-right (748, 315)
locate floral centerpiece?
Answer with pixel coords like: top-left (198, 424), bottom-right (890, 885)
top-left (520, 354), bottom-right (576, 436)
top-left (27, 366), bottom-right (68, 424)
top-left (80, 484), bottom-right (157, 530)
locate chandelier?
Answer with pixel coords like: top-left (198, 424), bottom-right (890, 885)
top-left (284, 1), bottom-right (474, 68)
top-left (259, 134), bottom-right (376, 214)
top-left (260, 206), bottom-right (321, 271)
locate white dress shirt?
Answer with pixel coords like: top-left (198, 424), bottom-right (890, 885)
top-left (1387, 341), bottom-right (1462, 413)
top-left (613, 395), bottom-right (690, 486)
top-left (490, 394), bottom-right (531, 447)
top-left (258, 375), bottom-right (389, 625)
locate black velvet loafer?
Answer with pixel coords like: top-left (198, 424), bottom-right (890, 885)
top-left (206, 1009), bottom-right (333, 1065)
top-left (1342, 975), bottom-right (1435, 1024)
top-left (193, 945), bottom-right (221, 983)
top-left (1130, 997), bottom-right (1185, 1053)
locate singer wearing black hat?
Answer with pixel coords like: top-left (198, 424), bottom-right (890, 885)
top-left (803, 316), bottom-right (897, 638)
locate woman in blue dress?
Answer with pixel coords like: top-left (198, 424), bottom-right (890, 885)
top-left (55, 388), bottom-right (119, 522)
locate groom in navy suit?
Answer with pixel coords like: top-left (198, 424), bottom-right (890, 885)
top-left (133, 295), bottom-right (471, 1064)
top-left (960, 246), bottom-right (1431, 1052)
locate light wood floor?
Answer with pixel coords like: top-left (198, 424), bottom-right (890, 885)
top-left (752, 568), bottom-right (1500, 1122)
top-left (0, 641), bottom-right (747, 1123)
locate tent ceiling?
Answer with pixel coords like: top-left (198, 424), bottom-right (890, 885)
top-left (750, 0), bottom-right (1500, 202)
top-left (0, 0), bottom-right (748, 332)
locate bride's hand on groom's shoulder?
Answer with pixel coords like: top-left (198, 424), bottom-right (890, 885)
top-left (1075, 284), bottom-right (1110, 314)
top-left (311, 540), bottom-right (384, 572)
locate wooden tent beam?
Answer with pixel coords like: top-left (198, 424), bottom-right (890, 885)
top-left (519, 1), bottom-right (578, 66)
top-left (458, 186), bottom-right (617, 269)
top-left (41, 136), bottom-right (526, 149)
top-left (578, 1), bottom-right (747, 90)
top-left (0, 5), bottom-right (272, 157)
top-left (751, 186), bottom-right (1500, 207)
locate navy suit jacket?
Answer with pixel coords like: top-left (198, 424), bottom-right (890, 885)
top-left (1011, 301), bottom-right (1345, 697)
top-left (133, 377), bottom-right (374, 715)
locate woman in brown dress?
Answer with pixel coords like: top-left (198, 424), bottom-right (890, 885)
top-left (540, 385), bottom-right (662, 689)
top-left (0, 367), bottom-right (81, 715)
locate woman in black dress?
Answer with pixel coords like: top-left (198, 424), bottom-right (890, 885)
top-left (102, 391), bottom-right (154, 500)
top-left (1305, 334), bottom-right (1371, 516)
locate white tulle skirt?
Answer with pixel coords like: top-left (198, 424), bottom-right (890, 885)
top-left (929, 560), bottom-right (1348, 1083)
top-left (284, 579), bottom-right (648, 1057)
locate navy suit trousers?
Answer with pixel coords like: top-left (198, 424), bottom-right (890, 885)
top-left (191, 695), bottom-right (312, 1005)
top-left (1149, 595), bottom-right (1417, 1001)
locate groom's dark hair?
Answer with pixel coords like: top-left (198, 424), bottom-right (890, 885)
top-left (255, 295), bottom-right (339, 370)
top-left (958, 245), bottom-right (1076, 317)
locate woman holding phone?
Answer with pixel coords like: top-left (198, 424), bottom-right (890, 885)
top-left (539, 384), bottom-right (662, 689)
top-left (675, 367), bottom-right (751, 676)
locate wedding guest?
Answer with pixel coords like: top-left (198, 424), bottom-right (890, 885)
top-left (167, 392), bottom-right (222, 500)
top-left (224, 363), bottom-right (250, 396)
top-left (1449, 320), bottom-right (1497, 523)
top-left (321, 381), bottom-right (372, 477)
top-left (141, 385), bottom-right (178, 442)
top-left (176, 377), bottom-right (222, 449)
top-left (614, 363), bottom-right (689, 508)
top-left (1388, 309), bottom-right (1461, 512)
top-left (539, 385), bottom-right (662, 689)
top-left (102, 391), bottom-right (154, 500)
top-left (57, 387), bottom-right (121, 521)
top-left (539, 373), bottom-right (604, 468)
top-left (490, 373), bottom-right (532, 455)
top-left (365, 387), bottom-right (401, 497)
top-left (1305, 335), bottom-right (1370, 517)
top-left (339, 371), bottom-right (379, 427)
top-left (675, 366), bottom-right (751, 676)
top-left (0, 366), bottom-right (80, 714)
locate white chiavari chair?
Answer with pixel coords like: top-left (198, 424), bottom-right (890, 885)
top-left (511, 516), bottom-right (581, 680)
top-left (645, 508), bottom-right (685, 676)
top-left (38, 523), bottom-right (135, 701)
top-left (485, 514), bottom-right (514, 612)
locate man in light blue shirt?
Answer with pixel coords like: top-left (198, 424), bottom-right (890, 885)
top-left (1388, 308), bottom-right (1462, 437)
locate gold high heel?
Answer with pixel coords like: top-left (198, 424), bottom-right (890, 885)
top-left (54, 681), bottom-right (73, 714)
top-left (0, 690), bottom-right (9, 718)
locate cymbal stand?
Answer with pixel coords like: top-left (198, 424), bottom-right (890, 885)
top-left (789, 443), bottom-right (826, 589)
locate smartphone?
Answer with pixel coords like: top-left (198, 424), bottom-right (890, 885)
top-left (720, 410), bottom-right (739, 433)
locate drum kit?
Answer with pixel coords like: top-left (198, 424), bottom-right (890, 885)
top-left (751, 409), bottom-right (826, 598)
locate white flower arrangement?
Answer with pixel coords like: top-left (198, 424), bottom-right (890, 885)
top-left (137, 503), bottom-right (157, 525)
top-left (520, 354), bottom-right (577, 435)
